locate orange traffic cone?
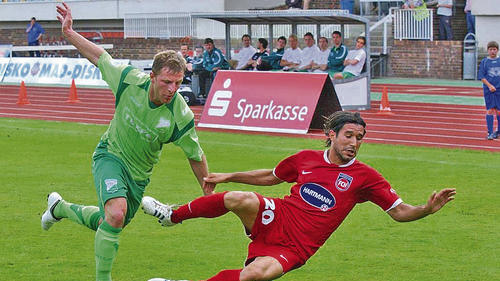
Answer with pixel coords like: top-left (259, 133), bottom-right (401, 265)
top-left (16, 81), bottom-right (31, 105)
top-left (377, 86), bottom-right (394, 115)
top-left (66, 79), bottom-right (80, 103)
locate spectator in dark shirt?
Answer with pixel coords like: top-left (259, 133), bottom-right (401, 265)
top-left (286, 0), bottom-right (310, 9)
top-left (326, 31), bottom-right (348, 75)
top-left (257, 36), bottom-right (287, 71)
top-left (199, 38), bottom-right (229, 97)
top-left (242, 38), bottom-right (269, 71)
top-left (180, 43), bottom-right (193, 82)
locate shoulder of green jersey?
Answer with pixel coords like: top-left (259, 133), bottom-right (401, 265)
top-left (123, 68), bottom-right (150, 86)
top-left (172, 94), bottom-right (194, 128)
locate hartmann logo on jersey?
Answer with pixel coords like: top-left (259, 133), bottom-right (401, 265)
top-left (299, 183), bottom-right (336, 211)
top-left (335, 173), bottom-right (353, 191)
top-left (199, 71), bottom-right (329, 134)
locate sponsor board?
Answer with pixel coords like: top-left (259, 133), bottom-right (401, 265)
top-left (198, 71), bottom-right (340, 134)
top-left (0, 57), bottom-right (129, 86)
top-left (0, 45), bottom-right (12, 58)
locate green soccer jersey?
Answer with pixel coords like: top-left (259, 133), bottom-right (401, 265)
top-left (95, 52), bottom-right (203, 181)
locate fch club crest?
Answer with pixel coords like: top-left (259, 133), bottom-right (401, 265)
top-left (335, 173), bottom-right (353, 191)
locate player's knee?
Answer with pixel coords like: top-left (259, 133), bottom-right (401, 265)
top-left (224, 191), bottom-right (254, 210)
top-left (105, 209), bottom-right (125, 228)
top-left (240, 266), bottom-right (270, 281)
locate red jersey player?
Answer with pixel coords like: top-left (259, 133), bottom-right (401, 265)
top-left (142, 111), bottom-right (456, 281)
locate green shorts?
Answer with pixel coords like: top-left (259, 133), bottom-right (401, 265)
top-left (92, 152), bottom-right (149, 227)
top-left (340, 71), bottom-right (355, 79)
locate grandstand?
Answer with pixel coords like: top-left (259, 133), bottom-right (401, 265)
top-left (1, 0), bottom-right (498, 79)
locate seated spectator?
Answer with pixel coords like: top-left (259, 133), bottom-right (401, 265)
top-left (402, 0), bottom-right (423, 9)
top-left (231, 34), bottom-right (256, 70)
top-left (297, 32), bottom-right (320, 72)
top-left (286, 0), bottom-right (310, 9)
top-left (199, 38), bottom-right (230, 97)
top-left (191, 45), bottom-right (205, 97)
top-left (191, 45), bottom-right (204, 73)
top-left (179, 43), bottom-right (193, 82)
top-left (333, 36), bottom-right (366, 79)
top-left (326, 31), bottom-right (348, 75)
top-left (242, 38), bottom-right (269, 71)
top-left (257, 36), bottom-right (287, 71)
top-left (311, 36), bottom-right (330, 73)
top-left (280, 34), bottom-right (302, 71)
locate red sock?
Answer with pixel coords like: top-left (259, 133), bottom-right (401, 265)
top-left (205, 269), bottom-right (242, 281)
top-left (171, 192), bottom-right (229, 223)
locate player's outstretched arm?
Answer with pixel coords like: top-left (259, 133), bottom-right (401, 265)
top-left (387, 188), bottom-right (456, 222)
top-left (188, 155), bottom-right (214, 195)
top-left (56, 2), bottom-right (104, 65)
top-left (204, 169), bottom-right (283, 186)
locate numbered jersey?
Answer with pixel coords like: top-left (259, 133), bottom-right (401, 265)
top-left (273, 149), bottom-right (401, 260)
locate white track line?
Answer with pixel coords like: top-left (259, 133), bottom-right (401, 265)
top-left (0, 112), bottom-right (110, 122)
top-left (0, 106), bottom-right (114, 117)
top-left (367, 123), bottom-right (484, 133)
top-left (367, 130), bottom-right (483, 140)
top-left (363, 137), bottom-right (499, 150)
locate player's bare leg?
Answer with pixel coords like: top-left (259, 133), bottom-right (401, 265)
top-left (239, 256), bottom-right (284, 281)
top-left (222, 191), bottom-right (260, 231)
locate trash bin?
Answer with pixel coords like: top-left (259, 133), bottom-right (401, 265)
top-left (463, 33), bottom-right (477, 80)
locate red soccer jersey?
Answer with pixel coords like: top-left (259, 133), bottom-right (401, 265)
top-left (273, 149), bottom-right (401, 260)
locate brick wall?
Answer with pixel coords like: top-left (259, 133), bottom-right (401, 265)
top-left (389, 40), bottom-right (463, 79)
top-left (309, 0), bottom-right (339, 9)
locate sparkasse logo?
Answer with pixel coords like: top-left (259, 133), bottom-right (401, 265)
top-left (207, 78), bottom-right (232, 117)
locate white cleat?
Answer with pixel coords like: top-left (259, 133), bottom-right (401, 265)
top-left (141, 196), bottom-right (176, 227)
top-left (41, 192), bottom-right (63, 231)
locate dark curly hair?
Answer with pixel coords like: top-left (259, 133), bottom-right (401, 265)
top-left (323, 111), bottom-right (366, 147)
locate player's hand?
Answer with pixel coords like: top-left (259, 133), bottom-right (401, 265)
top-left (489, 85), bottom-right (496, 92)
top-left (202, 181), bottom-right (216, 195)
top-left (424, 188), bottom-right (456, 214)
top-left (204, 173), bottom-right (231, 184)
top-left (56, 2), bottom-right (73, 34)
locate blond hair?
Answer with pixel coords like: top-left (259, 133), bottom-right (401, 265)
top-left (152, 50), bottom-right (186, 74)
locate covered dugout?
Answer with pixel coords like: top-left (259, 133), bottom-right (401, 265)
top-left (192, 10), bottom-right (371, 111)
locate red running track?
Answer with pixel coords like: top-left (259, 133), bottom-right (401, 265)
top-left (0, 84), bottom-right (499, 152)
top-left (371, 83), bottom-right (484, 97)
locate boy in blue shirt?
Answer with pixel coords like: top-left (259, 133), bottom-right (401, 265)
top-left (478, 41), bottom-right (500, 140)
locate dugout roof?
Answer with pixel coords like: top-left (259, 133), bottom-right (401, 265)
top-left (191, 10), bottom-right (369, 25)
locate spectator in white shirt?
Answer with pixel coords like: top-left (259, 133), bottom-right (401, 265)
top-left (428, 0), bottom-right (453, 40)
top-left (311, 36), bottom-right (330, 73)
top-left (298, 32), bottom-right (320, 71)
top-left (232, 34), bottom-right (257, 70)
top-left (280, 34), bottom-right (302, 71)
top-left (334, 36), bottom-right (366, 79)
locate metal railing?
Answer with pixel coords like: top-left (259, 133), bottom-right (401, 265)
top-left (393, 8), bottom-right (433, 41)
top-left (124, 12), bottom-right (192, 39)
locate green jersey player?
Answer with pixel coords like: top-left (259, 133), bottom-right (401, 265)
top-left (41, 3), bottom-right (214, 281)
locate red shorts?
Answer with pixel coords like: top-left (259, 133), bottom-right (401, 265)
top-left (245, 193), bottom-right (305, 273)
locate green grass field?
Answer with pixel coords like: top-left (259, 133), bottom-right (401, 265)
top-left (0, 118), bottom-right (498, 281)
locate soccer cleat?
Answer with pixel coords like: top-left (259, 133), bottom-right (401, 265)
top-left (41, 192), bottom-right (62, 231)
top-left (487, 133), bottom-right (495, 140)
top-left (141, 196), bottom-right (176, 227)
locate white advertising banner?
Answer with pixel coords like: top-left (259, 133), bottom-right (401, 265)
top-left (0, 57), bottom-right (129, 86)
